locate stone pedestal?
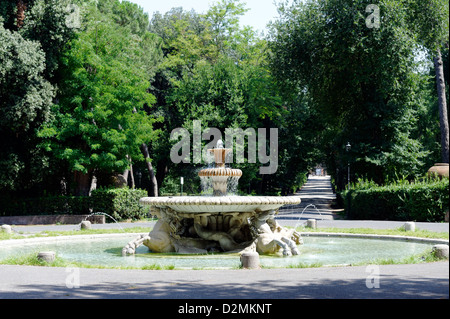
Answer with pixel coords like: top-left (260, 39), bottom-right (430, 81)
top-left (432, 245), bottom-right (449, 259)
top-left (80, 220), bottom-right (92, 230)
top-left (240, 251), bottom-right (260, 269)
top-left (307, 219), bottom-right (317, 229)
top-left (427, 163), bottom-right (449, 178)
top-left (1, 225), bottom-right (12, 234)
top-left (37, 251), bottom-right (56, 263)
top-left (403, 222), bottom-right (415, 232)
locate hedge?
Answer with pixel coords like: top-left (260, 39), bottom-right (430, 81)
top-left (1, 188), bottom-right (149, 221)
top-left (341, 177), bottom-right (449, 222)
top-left (0, 195), bottom-right (91, 216)
top-left (90, 188), bottom-right (149, 221)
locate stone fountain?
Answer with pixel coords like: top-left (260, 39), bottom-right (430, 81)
top-left (123, 140), bottom-right (302, 256)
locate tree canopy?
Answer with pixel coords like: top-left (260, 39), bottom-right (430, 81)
top-left (0, 0), bottom-right (76, 193)
top-left (268, 0), bottom-right (448, 187)
top-left (0, 0), bottom-right (447, 199)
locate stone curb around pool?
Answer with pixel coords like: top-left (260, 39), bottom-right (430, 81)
top-left (0, 233), bottom-right (147, 248)
top-left (1, 231), bottom-right (447, 249)
top-left (300, 232), bottom-right (449, 245)
top-left (1, 232), bottom-right (447, 271)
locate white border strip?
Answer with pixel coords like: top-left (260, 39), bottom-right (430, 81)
top-left (1, 232), bottom-right (448, 248)
top-left (300, 232), bottom-right (449, 245)
top-left (0, 233), bottom-right (146, 247)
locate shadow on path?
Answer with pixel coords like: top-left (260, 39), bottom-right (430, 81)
top-left (1, 265), bottom-right (448, 299)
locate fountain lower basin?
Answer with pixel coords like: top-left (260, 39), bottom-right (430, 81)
top-left (0, 233), bottom-right (443, 269)
top-left (140, 196), bottom-right (301, 213)
top-left (127, 194), bottom-right (304, 256)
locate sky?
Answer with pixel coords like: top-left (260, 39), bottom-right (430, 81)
top-left (127, 0), bottom-right (281, 33)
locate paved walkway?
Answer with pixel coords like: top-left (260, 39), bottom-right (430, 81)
top-left (1, 175), bottom-right (448, 299)
top-left (277, 175), bottom-right (449, 232)
top-left (0, 262), bottom-right (448, 299)
top-left (278, 175), bottom-right (339, 223)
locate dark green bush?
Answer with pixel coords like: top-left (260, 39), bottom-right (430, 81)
top-left (1, 188), bottom-right (148, 221)
top-left (341, 177), bottom-right (449, 222)
top-left (90, 187), bottom-right (149, 221)
top-left (0, 195), bottom-right (91, 216)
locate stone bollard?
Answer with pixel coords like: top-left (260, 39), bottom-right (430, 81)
top-left (432, 245), bottom-right (449, 259)
top-left (37, 251), bottom-right (56, 263)
top-left (80, 220), bottom-right (92, 230)
top-left (403, 222), bottom-right (415, 232)
top-left (306, 219), bottom-right (317, 229)
top-left (1, 224), bottom-right (12, 234)
top-left (240, 251), bottom-right (260, 269)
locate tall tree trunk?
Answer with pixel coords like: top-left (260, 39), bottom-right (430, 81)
top-left (132, 106), bottom-right (158, 196)
top-left (122, 169), bottom-right (129, 184)
top-left (16, 0), bottom-right (27, 29)
top-left (140, 143), bottom-right (158, 197)
top-left (127, 155), bottom-right (135, 189)
top-left (89, 174), bottom-right (97, 196)
top-left (117, 124), bottom-right (136, 188)
top-left (73, 170), bottom-right (91, 196)
top-left (156, 159), bottom-right (169, 192)
top-left (434, 48), bottom-right (449, 163)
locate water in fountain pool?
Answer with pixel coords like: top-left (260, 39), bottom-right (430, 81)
top-left (0, 234), bottom-right (435, 269)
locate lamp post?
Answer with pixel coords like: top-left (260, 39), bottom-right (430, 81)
top-left (346, 142), bottom-right (351, 190)
top-left (180, 177), bottom-right (184, 196)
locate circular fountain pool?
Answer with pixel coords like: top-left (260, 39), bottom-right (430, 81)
top-left (0, 233), bottom-right (445, 269)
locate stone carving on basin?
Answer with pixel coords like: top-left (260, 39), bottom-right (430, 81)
top-left (123, 140), bottom-right (302, 257)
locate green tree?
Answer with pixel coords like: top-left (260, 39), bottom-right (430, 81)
top-left (38, 1), bottom-right (163, 195)
top-left (0, 0), bottom-right (76, 194)
top-left (1, 0), bottom-right (79, 79)
top-left (405, 0), bottom-right (449, 163)
top-left (148, 6), bottom-right (225, 194)
top-left (0, 21), bottom-right (54, 192)
top-left (205, 0), bottom-right (249, 54)
top-left (269, 0), bottom-right (436, 186)
top-left (149, 1), bottom-right (316, 195)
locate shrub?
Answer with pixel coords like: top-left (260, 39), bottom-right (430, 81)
top-left (0, 188), bottom-right (149, 221)
top-left (341, 177), bottom-right (449, 222)
top-left (0, 195), bottom-right (91, 216)
top-left (90, 187), bottom-right (149, 221)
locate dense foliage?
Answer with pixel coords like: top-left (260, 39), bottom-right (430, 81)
top-left (90, 187), bottom-right (148, 221)
top-left (0, 0), bottom-right (76, 193)
top-left (0, 0), bottom-right (448, 218)
top-left (37, 0), bottom-right (162, 195)
top-left (269, 0), bottom-right (449, 188)
top-left (0, 194), bottom-right (91, 216)
top-left (0, 187), bottom-right (147, 221)
top-left (340, 177), bottom-right (449, 222)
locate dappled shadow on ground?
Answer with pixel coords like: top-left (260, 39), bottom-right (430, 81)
top-left (2, 273), bottom-right (448, 299)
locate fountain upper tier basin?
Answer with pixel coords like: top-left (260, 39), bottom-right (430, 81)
top-left (140, 196), bottom-right (301, 213)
